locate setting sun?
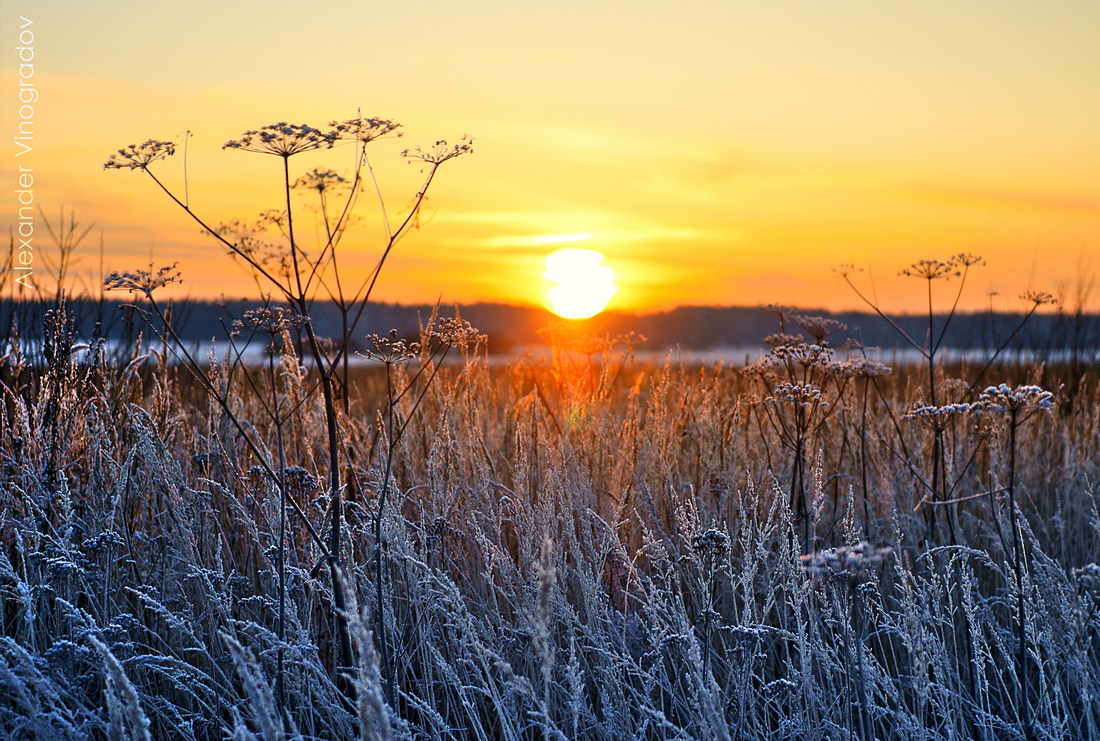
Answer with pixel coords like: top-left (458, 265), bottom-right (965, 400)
top-left (543, 248), bottom-right (618, 319)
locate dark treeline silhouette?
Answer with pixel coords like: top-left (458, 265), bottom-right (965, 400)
top-left (3, 298), bottom-right (1097, 359)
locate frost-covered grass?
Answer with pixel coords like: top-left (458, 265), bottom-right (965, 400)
top-left (2, 314), bottom-right (1098, 740)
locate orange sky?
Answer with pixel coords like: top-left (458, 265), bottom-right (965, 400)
top-left (2, 1), bottom-right (1098, 314)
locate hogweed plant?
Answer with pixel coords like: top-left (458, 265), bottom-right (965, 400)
top-left (747, 308), bottom-right (852, 553)
top-left (837, 256), bottom-right (1057, 546)
top-left (974, 383), bottom-right (1055, 741)
top-left (801, 542), bottom-right (892, 741)
top-left (360, 317), bottom-right (486, 702)
top-left (105, 115), bottom-right (473, 687)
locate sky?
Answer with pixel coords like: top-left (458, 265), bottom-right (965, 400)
top-left (2, 1), bottom-right (1098, 314)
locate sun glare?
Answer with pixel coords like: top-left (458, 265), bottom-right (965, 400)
top-left (543, 248), bottom-right (617, 319)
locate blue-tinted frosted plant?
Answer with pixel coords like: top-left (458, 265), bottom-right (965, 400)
top-left (975, 383), bottom-right (1054, 741)
top-left (360, 318), bottom-right (486, 700)
top-left (748, 308), bottom-right (852, 552)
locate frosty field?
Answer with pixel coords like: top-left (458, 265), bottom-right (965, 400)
top-left (2, 314), bottom-right (1098, 740)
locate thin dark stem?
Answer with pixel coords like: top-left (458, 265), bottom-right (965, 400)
top-left (269, 345), bottom-right (287, 712)
top-left (376, 362), bottom-right (396, 704)
top-left (1007, 410), bottom-right (1034, 740)
top-left (143, 168), bottom-right (291, 297)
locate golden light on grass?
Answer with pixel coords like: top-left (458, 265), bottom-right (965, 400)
top-left (543, 248), bottom-right (617, 319)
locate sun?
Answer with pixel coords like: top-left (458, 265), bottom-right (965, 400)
top-left (543, 248), bottom-right (617, 319)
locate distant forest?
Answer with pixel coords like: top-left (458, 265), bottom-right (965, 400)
top-left (4, 298), bottom-right (1098, 359)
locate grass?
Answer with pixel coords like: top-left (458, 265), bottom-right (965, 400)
top-left (2, 313), bottom-right (1098, 740)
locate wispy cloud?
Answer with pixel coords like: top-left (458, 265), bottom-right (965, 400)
top-left (908, 182), bottom-right (1100, 215)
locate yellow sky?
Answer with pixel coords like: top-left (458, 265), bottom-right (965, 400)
top-left (2, 1), bottom-right (1098, 313)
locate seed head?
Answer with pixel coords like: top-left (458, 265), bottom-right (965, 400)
top-left (104, 139), bottom-right (176, 170)
top-left (223, 122), bottom-right (338, 157)
top-left (361, 329), bottom-right (421, 364)
top-left (402, 136), bottom-right (474, 167)
top-left (232, 306), bottom-right (303, 336)
top-left (975, 384), bottom-right (1054, 414)
top-left (800, 542), bottom-right (892, 580)
top-left (103, 264), bottom-right (182, 297)
top-left (691, 528), bottom-right (730, 559)
top-left (766, 382), bottom-right (827, 408)
top-left (1073, 563), bottom-right (1100, 599)
top-left (1021, 290), bottom-right (1057, 307)
top-left (904, 402), bottom-right (973, 430)
top-left (792, 314), bottom-right (847, 344)
top-left (428, 316), bottom-right (487, 349)
top-left (331, 116), bottom-right (403, 144)
top-left (828, 358), bottom-right (891, 378)
top-left (769, 342), bottom-right (832, 369)
top-left (293, 168), bottom-right (347, 193)
top-left (900, 259), bottom-right (958, 280)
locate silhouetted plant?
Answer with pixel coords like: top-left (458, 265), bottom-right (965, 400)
top-left (105, 116), bottom-right (473, 687)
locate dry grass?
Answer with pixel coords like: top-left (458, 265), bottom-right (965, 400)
top-left (2, 309), bottom-right (1098, 740)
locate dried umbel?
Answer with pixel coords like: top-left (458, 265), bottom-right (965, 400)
top-left (901, 259), bottom-right (957, 281)
top-left (223, 122), bottom-right (338, 157)
top-left (792, 314), bottom-right (847, 344)
top-left (428, 316), bottom-right (487, 349)
top-left (292, 168), bottom-right (347, 193)
top-left (103, 139), bottom-right (176, 170)
top-left (103, 264), bottom-right (182, 297)
top-left (766, 382), bottom-right (827, 408)
top-left (361, 329), bottom-right (421, 364)
top-left (1021, 290), bottom-right (1057, 307)
top-left (769, 342), bottom-right (832, 369)
top-left (800, 542), bottom-right (892, 580)
top-left (828, 358), bottom-right (892, 379)
top-left (975, 384), bottom-right (1055, 414)
top-left (232, 307), bottom-right (304, 337)
top-left (763, 332), bottom-right (804, 348)
top-left (1072, 563), bottom-right (1100, 598)
top-left (402, 136), bottom-right (475, 167)
top-left (899, 253), bottom-right (984, 281)
top-left (331, 116), bottom-right (403, 144)
top-left (691, 528), bottom-right (730, 559)
top-left (904, 402), bottom-right (974, 431)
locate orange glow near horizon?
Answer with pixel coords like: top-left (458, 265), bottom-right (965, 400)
top-left (1, 3), bottom-right (1098, 314)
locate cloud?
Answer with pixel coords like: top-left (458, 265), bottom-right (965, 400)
top-left (909, 182), bottom-right (1100, 216)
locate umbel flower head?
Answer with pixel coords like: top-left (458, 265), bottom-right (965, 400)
top-left (904, 402), bottom-right (974, 430)
top-left (1074, 563), bottom-right (1100, 599)
top-left (900, 253), bottom-right (985, 280)
top-left (293, 168), bottom-right (347, 193)
top-left (691, 528), bottom-right (730, 559)
top-left (766, 382), bottom-right (827, 408)
top-left (331, 117), bottom-right (402, 144)
top-left (800, 542), bottom-right (892, 580)
top-left (223, 122), bottom-right (338, 156)
top-left (402, 136), bottom-right (475, 168)
top-left (792, 314), bottom-right (847, 344)
top-left (769, 342), bottom-right (832, 369)
top-left (232, 306), bottom-right (303, 337)
top-left (900, 259), bottom-right (958, 281)
top-left (1021, 290), bottom-right (1057, 307)
top-left (361, 329), bottom-right (421, 364)
top-left (103, 140), bottom-right (176, 170)
top-left (828, 358), bottom-right (892, 379)
top-left (427, 316), bottom-right (487, 349)
top-left (103, 263), bottom-right (182, 297)
top-left (975, 384), bottom-right (1054, 414)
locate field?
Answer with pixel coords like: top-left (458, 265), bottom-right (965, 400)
top-left (2, 304), bottom-right (1098, 740)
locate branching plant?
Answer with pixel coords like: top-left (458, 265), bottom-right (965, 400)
top-left (103, 118), bottom-right (474, 685)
